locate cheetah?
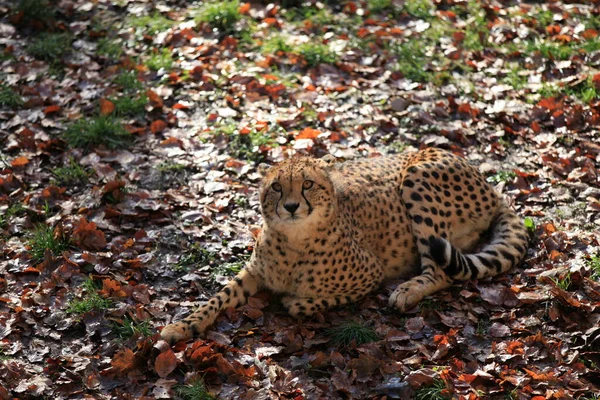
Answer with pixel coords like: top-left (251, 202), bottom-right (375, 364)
top-left (161, 147), bottom-right (528, 343)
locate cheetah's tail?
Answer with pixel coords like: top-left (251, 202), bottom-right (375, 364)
top-left (429, 203), bottom-right (528, 280)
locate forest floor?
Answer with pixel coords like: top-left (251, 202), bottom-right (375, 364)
top-left (1, 0), bottom-right (600, 399)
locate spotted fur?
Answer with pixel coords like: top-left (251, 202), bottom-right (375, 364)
top-left (161, 148), bottom-right (528, 344)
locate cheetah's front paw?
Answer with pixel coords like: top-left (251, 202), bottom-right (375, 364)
top-left (161, 322), bottom-right (193, 345)
top-left (389, 283), bottom-right (423, 312)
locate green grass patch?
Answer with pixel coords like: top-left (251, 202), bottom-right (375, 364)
top-left (4, 203), bottom-right (26, 220)
top-left (210, 261), bottom-right (244, 281)
top-left (403, 0), bottom-right (433, 19)
top-left (27, 33), bottom-right (71, 61)
top-left (174, 244), bottom-right (217, 272)
top-left (0, 203), bottom-right (26, 228)
top-left (67, 278), bottom-right (112, 315)
top-left (63, 116), bottom-right (131, 149)
top-left (588, 254), bottom-right (600, 281)
top-left (551, 271), bottom-right (572, 291)
top-left (580, 36), bottom-right (600, 53)
top-left (281, 5), bottom-right (334, 26)
top-left (14, 0), bottom-right (53, 24)
top-left (503, 66), bottom-right (529, 90)
top-left (486, 170), bottom-right (516, 184)
top-left (228, 130), bottom-right (278, 163)
top-left (0, 85), bottom-right (23, 108)
top-left (367, 0), bottom-right (393, 14)
top-left (476, 318), bottom-right (490, 335)
top-left (113, 70), bottom-right (143, 92)
top-left (113, 316), bottom-right (153, 339)
top-left (145, 48), bottom-right (173, 71)
top-left (419, 297), bottom-right (442, 311)
top-left (51, 158), bottom-right (91, 186)
top-left (197, 1), bottom-right (242, 35)
top-left (158, 161), bottom-right (187, 173)
top-left (537, 83), bottom-right (562, 99)
top-left (390, 39), bottom-right (431, 82)
top-left (28, 224), bottom-right (70, 263)
top-left (128, 13), bottom-right (174, 36)
top-left (326, 320), bottom-right (379, 348)
top-left (524, 217), bottom-right (535, 236)
top-left (461, 0), bottom-right (489, 51)
top-left (566, 75), bottom-right (599, 103)
top-left (526, 40), bottom-right (574, 60)
top-left (262, 35), bottom-right (293, 55)
top-left (534, 9), bottom-right (554, 29)
top-left (97, 37), bottom-right (123, 59)
top-left (110, 94), bottom-right (147, 117)
top-left (175, 379), bottom-right (215, 400)
top-left (415, 379), bottom-right (448, 400)
top-left (296, 42), bottom-right (338, 67)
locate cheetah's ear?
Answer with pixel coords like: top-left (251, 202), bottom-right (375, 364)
top-left (321, 154), bottom-right (336, 163)
top-left (257, 163), bottom-right (270, 176)
top-left (318, 154), bottom-right (337, 169)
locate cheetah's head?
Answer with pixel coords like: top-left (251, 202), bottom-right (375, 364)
top-left (259, 156), bottom-right (336, 235)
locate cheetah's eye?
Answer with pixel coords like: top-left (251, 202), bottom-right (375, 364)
top-left (302, 180), bottom-right (314, 190)
top-left (271, 182), bottom-right (282, 192)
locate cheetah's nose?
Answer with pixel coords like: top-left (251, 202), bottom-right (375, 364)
top-left (283, 202), bottom-right (300, 214)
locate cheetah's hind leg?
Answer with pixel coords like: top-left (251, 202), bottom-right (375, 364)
top-left (388, 261), bottom-right (453, 312)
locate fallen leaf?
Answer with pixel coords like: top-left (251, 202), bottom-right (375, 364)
top-left (11, 156), bottom-right (29, 167)
top-left (151, 120), bottom-right (167, 134)
top-left (155, 349), bottom-right (178, 378)
top-left (99, 98), bottom-right (115, 116)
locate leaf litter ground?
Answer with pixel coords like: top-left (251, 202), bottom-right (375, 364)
top-left (0, 0), bottom-right (600, 399)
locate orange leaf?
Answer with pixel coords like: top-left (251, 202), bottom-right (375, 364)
top-left (160, 137), bottom-right (181, 146)
top-left (187, 342), bottom-right (216, 363)
top-left (73, 217), bottom-right (107, 251)
top-left (583, 29), bottom-right (599, 40)
top-left (100, 279), bottom-right (127, 298)
top-left (172, 103), bottom-right (189, 110)
top-left (11, 156), bottom-right (29, 167)
top-left (155, 349), bottom-right (178, 378)
top-left (146, 90), bottom-right (163, 108)
top-left (111, 348), bottom-right (136, 374)
top-left (592, 74), bottom-right (600, 90)
top-left (296, 127), bottom-right (320, 140)
top-left (555, 34), bottom-right (572, 43)
top-left (103, 180), bottom-right (125, 194)
top-left (506, 341), bottom-right (524, 355)
top-left (239, 2), bottom-right (250, 15)
top-left (150, 120), bottom-right (167, 134)
top-left (255, 56), bottom-right (273, 68)
top-left (357, 27), bottom-right (370, 38)
top-left (255, 121), bottom-right (269, 131)
top-left (264, 17), bottom-right (280, 27)
top-left (546, 25), bottom-right (561, 35)
top-left (43, 105), bottom-right (61, 115)
top-left (266, 4), bottom-right (279, 17)
top-left (457, 103), bottom-right (479, 118)
top-left (99, 98), bottom-right (115, 116)
top-left (537, 97), bottom-right (563, 112)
